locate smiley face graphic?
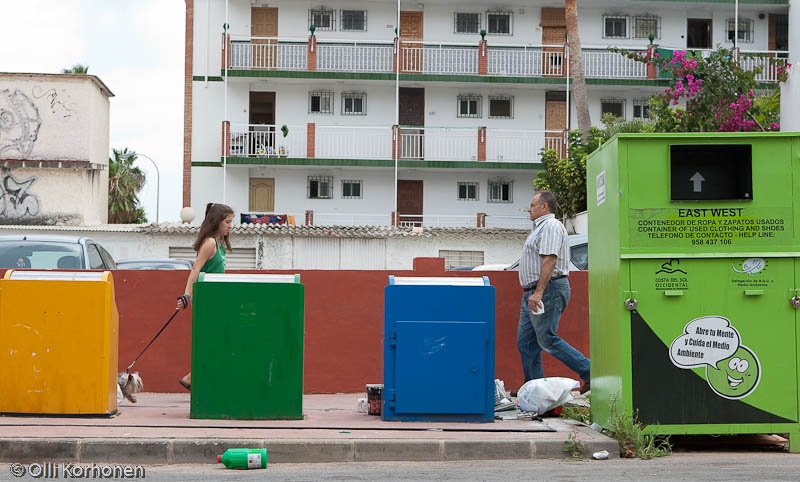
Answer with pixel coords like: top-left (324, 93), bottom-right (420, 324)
top-left (705, 346), bottom-right (761, 399)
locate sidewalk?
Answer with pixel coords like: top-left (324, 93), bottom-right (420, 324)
top-left (0, 392), bottom-right (618, 465)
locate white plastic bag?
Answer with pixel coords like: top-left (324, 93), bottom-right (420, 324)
top-left (516, 377), bottom-right (580, 415)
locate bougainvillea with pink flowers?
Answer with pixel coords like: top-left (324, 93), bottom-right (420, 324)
top-left (610, 45), bottom-right (790, 132)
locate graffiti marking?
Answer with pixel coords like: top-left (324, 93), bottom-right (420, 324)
top-left (0, 89), bottom-right (42, 159)
top-left (31, 86), bottom-right (74, 118)
top-left (0, 173), bottom-right (40, 218)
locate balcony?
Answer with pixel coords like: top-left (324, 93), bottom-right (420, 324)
top-left (224, 123), bottom-right (565, 165)
top-left (225, 36), bottom-right (788, 83)
top-left (237, 211), bottom-right (533, 229)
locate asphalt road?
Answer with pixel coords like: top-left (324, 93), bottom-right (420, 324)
top-left (8, 452), bottom-right (795, 482)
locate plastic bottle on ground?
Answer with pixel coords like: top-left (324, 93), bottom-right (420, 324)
top-left (217, 448), bottom-right (268, 469)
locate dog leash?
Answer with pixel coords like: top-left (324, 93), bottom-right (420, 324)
top-left (126, 309), bottom-right (181, 371)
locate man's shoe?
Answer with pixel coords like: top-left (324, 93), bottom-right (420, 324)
top-left (579, 381), bottom-right (590, 395)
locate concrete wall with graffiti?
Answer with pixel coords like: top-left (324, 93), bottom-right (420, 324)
top-left (0, 73), bottom-right (112, 225)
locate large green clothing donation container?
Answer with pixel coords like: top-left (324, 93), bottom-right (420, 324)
top-left (587, 133), bottom-right (800, 451)
top-left (190, 273), bottom-right (304, 420)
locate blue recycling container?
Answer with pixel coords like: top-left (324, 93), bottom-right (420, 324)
top-left (383, 276), bottom-right (495, 422)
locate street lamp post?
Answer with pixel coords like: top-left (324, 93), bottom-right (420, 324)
top-left (119, 152), bottom-right (160, 224)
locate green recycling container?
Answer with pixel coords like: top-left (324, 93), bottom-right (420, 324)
top-left (190, 273), bottom-right (304, 420)
top-left (587, 133), bottom-right (800, 452)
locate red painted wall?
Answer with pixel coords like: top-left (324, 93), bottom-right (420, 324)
top-left (5, 260), bottom-right (589, 393)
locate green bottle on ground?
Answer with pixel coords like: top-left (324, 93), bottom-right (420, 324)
top-left (217, 448), bottom-right (268, 469)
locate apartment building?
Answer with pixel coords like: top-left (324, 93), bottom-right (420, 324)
top-left (184, 0), bottom-right (788, 228)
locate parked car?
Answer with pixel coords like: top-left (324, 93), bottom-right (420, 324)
top-left (470, 234), bottom-right (589, 272)
top-left (0, 235), bottom-right (117, 270)
top-left (116, 258), bottom-right (193, 270)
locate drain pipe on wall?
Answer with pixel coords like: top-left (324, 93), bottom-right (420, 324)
top-left (393, 0), bottom-right (400, 217)
top-left (205, 0), bottom-right (211, 87)
top-left (222, 0), bottom-right (229, 204)
top-left (565, 33), bottom-right (570, 158)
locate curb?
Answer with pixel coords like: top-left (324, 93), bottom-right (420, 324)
top-left (0, 438), bottom-right (620, 464)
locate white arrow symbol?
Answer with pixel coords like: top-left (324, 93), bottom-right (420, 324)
top-left (690, 172), bottom-right (705, 192)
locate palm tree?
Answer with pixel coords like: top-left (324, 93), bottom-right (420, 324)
top-left (62, 64), bottom-right (89, 74)
top-left (566, 0), bottom-right (591, 142)
top-left (108, 148), bottom-right (148, 224)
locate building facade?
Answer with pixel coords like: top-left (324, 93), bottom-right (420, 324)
top-left (0, 73), bottom-right (113, 226)
top-left (185, 0), bottom-right (788, 228)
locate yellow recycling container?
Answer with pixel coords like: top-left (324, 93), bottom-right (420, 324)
top-left (0, 270), bottom-right (119, 415)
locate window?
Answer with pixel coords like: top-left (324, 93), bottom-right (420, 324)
top-left (604, 15), bottom-right (628, 38)
top-left (488, 178), bottom-right (513, 203)
top-left (341, 10), bottom-right (367, 31)
top-left (455, 12), bottom-right (480, 34)
top-left (489, 96), bottom-right (513, 119)
top-left (457, 182), bottom-right (479, 201)
top-left (341, 92), bottom-right (366, 115)
top-left (601, 97), bottom-right (625, 119)
top-left (439, 249), bottom-right (484, 269)
top-left (98, 245), bottom-right (116, 269)
top-left (486, 11), bottom-right (512, 35)
top-left (633, 99), bottom-right (650, 119)
top-left (172, 246), bottom-right (256, 269)
top-left (341, 179), bottom-right (362, 199)
top-left (309, 91), bottom-right (333, 114)
top-left (633, 15), bottom-right (660, 39)
top-left (727, 17), bottom-right (754, 43)
top-left (457, 95), bottom-right (481, 118)
top-left (87, 245), bottom-right (105, 269)
top-left (309, 7), bottom-right (335, 31)
top-left (308, 176), bottom-right (333, 199)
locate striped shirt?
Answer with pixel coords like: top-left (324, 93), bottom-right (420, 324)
top-left (518, 213), bottom-right (570, 288)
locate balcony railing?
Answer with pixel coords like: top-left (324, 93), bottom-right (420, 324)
top-left (229, 124), bottom-right (308, 158)
top-left (487, 128), bottom-right (565, 162)
top-left (226, 36), bottom-right (787, 83)
top-left (487, 44), bottom-right (565, 77)
top-left (315, 125), bottom-right (393, 159)
top-left (228, 124), bottom-right (563, 163)
top-left (239, 211), bottom-right (531, 229)
top-left (739, 50), bottom-right (790, 83)
top-left (401, 41), bottom-right (479, 75)
top-left (318, 42), bottom-right (394, 73)
top-left (230, 38), bottom-right (307, 70)
top-left (582, 47), bottom-right (647, 79)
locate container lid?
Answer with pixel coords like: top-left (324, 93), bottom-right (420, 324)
top-left (388, 275), bottom-right (490, 286)
top-left (4, 270), bottom-right (108, 281)
top-left (198, 273), bottom-right (301, 283)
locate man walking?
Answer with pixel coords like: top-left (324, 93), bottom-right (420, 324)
top-left (517, 190), bottom-right (590, 394)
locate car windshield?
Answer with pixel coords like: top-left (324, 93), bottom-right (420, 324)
top-left (570, 243), bottom-right (588, 271)
top-left (0, 241), bottom-right (83, 269)
top-left (503, 236), bottom-right (588, 272)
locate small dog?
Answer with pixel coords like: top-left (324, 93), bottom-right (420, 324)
top-left (117, 371), bottom-right (144, 403)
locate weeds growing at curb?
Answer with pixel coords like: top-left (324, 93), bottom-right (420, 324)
top-left (563, 429), bottom-right (586, 460)
top-left (607, 402), bottom-right (672, 460)
top-left (561, 394), bottom-right (591, 424)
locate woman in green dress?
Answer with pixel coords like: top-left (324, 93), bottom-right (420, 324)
top-left (177, 202), bottom-right (234, 390)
